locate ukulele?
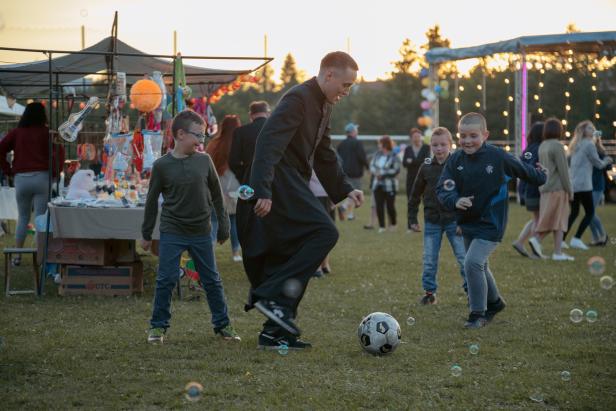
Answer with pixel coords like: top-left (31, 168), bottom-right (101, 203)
top-left (58, 96), bottom-right (99, 142)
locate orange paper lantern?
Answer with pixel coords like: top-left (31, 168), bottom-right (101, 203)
top-left (130, 79), bottom-right (162, 113)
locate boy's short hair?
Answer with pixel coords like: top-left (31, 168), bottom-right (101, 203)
top-left (458, 112), bottom-right (487, 132)
top-left (171, 110), bottom-right (205, 139)
top-left (249, 101), bottom-right (270, 115)
top-left (320, 51), bottom-right (359, 72)
top-left (409, 127), bottom-right (422, 136)
top-left (431, 127), bottom-right (453, 143)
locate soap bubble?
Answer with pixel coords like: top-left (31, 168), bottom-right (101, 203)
top-left (469, 343), bottom-right (480, 355)
top-left (524, 152), bottom-right (533, 160)
top-left (443, 179), bottom-right (456, 191)
top-left (282, 279), bottom-right (302, 299)
top-left (529, 390), bottom-right (544, 403)
top-left (585, 310), bottom-right (598, 323)
top-left (80, 9), bottom-right (88, 17)
top-left (599, 276), bottom-right (613, 290)
top-left (424, 157), bottom-right (432, 165)
top-left (569, 308), bottom-right (583, 323)
top-left (450, 365), bottom-right (462, 377)
top-left (406, 316), bottom-right (416, 326)
top-left (237, 185), bottom-right (254, 201)
top-left (277, 344), bottom-right (289, 356)
top-left (560, 371), bottom-right (571, 381)
top-left (587, 256), bottom-right (606, 275)
top-left (184, 382), bottom-right (203, 402)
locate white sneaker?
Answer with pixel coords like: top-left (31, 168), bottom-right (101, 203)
top-left (552, 253), bottom-right (575, 261)
top-left (528, 236), bottom-right (545, 258)
top-left (561, 241), bottom-right (570, 249)
top-left (232, 255), bottom-right (243, 262)
top-left (53, 273), bottom-right (61, 284)
top-left (569, 237), bottom-right (589, 250)
top-left (378, 228), bottom-right (386, 234)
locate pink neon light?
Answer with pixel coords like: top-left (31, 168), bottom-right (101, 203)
top-left (521, 57), bottom-right (528, 151)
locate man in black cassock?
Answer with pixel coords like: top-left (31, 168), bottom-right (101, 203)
top-left (237, 52), bottom-right (364, 350)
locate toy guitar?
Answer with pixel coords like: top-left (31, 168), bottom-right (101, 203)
top-left (58, 96), bottom-right (99, 142)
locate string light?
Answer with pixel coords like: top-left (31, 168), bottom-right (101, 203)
top-left (475, 101), bottom-right (481, 108)
top-left (459, 85), bottom-right (465, 91)
top-left (503, 110), bottom-right (509, 116)
top-left (508, 96), bottom-right (514, 102)
top-left (476, 84), bottom-right (483, 90)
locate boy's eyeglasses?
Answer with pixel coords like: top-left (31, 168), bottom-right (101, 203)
top-left (184, 130), bottom-right (207, 143)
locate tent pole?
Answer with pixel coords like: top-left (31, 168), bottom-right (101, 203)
top-left (514, 53), bottom-right (528, 157)
top-left (172, 55), bottom-right (177, 116)
top-left (39, 51), bottom-right (54, 296)
top-left (429, 63), bottom-right (439, 128)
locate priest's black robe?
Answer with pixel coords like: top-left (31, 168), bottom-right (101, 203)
top-left (237, 77), bottom-right (353, 311)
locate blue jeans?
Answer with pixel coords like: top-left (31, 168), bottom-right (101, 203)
top-left (150, 232), bottom-right (230, 330)
top-left (422, 221), bottom-right (467, 293)
top-left (463, 237), bottom-right (501, 313)
top-left (210, 212), bottom-right (241, 253)
top-left (589, 190), bottom-right (606, 242)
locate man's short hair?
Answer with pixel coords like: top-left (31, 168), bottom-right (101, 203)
top-left (410, 127), bottom-right (422, 137)
top-left (431, 127), bottom-right (453, 142)
top-left (320, 51), bottom-right (359, 72)
top-left (542, 118), bottom-right (563, 140)
top-left (249, 101), bottom-right (270, 115)
top-left (458, 112), bottom-right (487, 132)
top-left (171, 110), bottom-right (205, 139)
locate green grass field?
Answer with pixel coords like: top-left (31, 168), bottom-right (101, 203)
top-left (1, 198), bottom-right (615, 410)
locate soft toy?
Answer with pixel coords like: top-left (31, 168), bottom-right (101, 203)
top-left (66, 169), bottom-right (96, 200)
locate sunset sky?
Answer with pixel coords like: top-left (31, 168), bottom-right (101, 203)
top-left (1, 0), bottom-right (615, 80)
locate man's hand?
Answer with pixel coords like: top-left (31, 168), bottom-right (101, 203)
top-left (254, 198), bottom-right (272, 217)
top-left (410, 223), bottom-right (421, 232)
top-left (456, 226), bottom-right (463, 236)
top-left (347, 189), bottom-right (364, 208)
top-left (140, 239), bottom-right (152, 251)
top-left (455, 196), bottom-right (474, 210)
top-left (536, 162), bottom-right (548, 177)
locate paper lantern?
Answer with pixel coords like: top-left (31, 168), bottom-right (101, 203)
top-left (130, 79), bottom-right (162, 113)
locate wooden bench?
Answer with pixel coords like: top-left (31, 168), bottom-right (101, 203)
top-left (3, 248), bottom-right (39, 296)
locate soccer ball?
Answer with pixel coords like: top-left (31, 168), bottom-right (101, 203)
top-left (357, 312), bottom-right (401, 355)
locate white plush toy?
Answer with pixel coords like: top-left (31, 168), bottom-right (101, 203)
top-left (66, 169), bottom-right (96, 200)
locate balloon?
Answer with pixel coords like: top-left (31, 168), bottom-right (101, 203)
top-left (419, 67), bottom-right (429, 78)
top-left (130, 79), bottom-right (163, 113)
top-left (441, 89), bottom-right (450, 99)
top-left (417, 117), bottom-right (426, 127)
top-left (440, 80), bottom-right (449, 89)
top-left (421, 88), bottom-right (430, 98)
top-left (426, 91), bottom-right (438, 102)
top-left (420, 100), bottom-right (431, 110)
top-left (421, 77), bottom-right (430, 87)
top-left (423, 110), bottom-right (432, 117)
top-left (434, 85), bottom-right (442, 93)
top-left (423, 116), bottom-right (433, 127)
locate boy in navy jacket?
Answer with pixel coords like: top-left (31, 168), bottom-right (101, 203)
top-left (437, 113), bottom-right (546, 328)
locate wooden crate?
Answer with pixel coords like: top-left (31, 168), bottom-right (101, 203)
top-left (37, 234), bottom-right (115, 266)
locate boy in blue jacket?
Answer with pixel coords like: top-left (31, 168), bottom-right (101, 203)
top-left (437, 113), bottom-right (546, 328)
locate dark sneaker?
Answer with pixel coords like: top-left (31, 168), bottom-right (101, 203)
top-left (512, 243), bottom-right (530, 258)
top-left (420, 292), bottom-right (437, 305)
top-left (257, 331), bottom-right (312, 351)
top-left (254, 300), bottom-right (301, 336)
top-left (313, 269), bottom-right (324, 278)
top-left (464, 312), bottom-right (488, 329)
top-left (147, 327), bottom-right (166, 344)
top-left (485, 298), bottom-right (506, 322)
top-left (215, 324), bottom-right (241, 341)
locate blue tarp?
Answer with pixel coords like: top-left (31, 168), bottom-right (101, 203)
top-left (425, 31), bottom-right (616, 63)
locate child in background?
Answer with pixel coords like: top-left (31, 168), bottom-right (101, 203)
top-left (437, 113), bottom-right (546, 328)
top-left (141, 110), bottom-right (240, 343)
top-left (408, 127), bottom-right (466, 305)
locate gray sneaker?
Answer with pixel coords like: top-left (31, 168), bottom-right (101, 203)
top-left (215, 324), bottom-right (241, 341)
top-left (147, 327), bottom-right (165, 344)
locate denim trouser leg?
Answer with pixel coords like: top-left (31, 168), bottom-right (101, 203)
top-left (150, 233), bottom-right (185, 329)
top-left (187, 235), bottom-right (230, 329)
top-left (588, 190), bottom-right (605, 242)
top-left (150, 233), bottom-right (230, 330)
top-left (229, 214), bottom-right (241, 253)
top-left (444, 222), bottom-right (468, 292)
top-left (463, 237), bottom-right (500, 313)
top-left (422, 222), bottom-right (444, 293)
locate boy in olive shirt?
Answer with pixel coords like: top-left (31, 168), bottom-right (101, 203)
top-left (141, 110), bottom-right (240, 343)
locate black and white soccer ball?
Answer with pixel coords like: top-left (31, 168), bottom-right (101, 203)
top-left (357, 312), bottom-right (402, 355)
